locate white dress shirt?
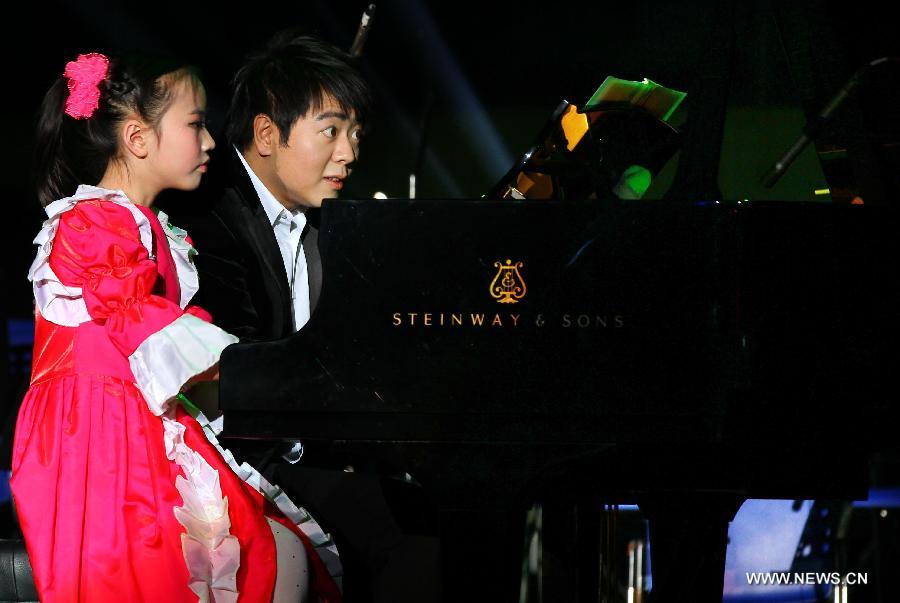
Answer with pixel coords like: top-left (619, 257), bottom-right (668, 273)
top-left (235, 149), bottom-right (310, 331)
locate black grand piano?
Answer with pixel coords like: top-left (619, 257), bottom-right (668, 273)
top-left (218, 195), bottom-right (900, 602)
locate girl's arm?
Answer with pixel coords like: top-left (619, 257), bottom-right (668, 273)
top-left (48, 199), bottom-right (237, 414)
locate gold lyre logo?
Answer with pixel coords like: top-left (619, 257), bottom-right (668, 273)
top-left (490, 259), bottom-right (527, 304)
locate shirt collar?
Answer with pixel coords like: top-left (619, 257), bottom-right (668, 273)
top-left (234, 146), bottom-right (301, 228)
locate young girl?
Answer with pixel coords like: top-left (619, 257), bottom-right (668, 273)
top-left (11, 52), bottom-right (341, 603)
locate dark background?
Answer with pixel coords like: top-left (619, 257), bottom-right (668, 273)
top-left (0, 1), bottom-right (897, 588)
top-left (1, 0), bottom-right (898, 399)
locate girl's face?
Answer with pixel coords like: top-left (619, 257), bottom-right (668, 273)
top-left (147, 79), bottom-right (214, 191)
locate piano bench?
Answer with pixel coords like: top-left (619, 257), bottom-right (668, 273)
top-left (0, 540), bottom-right (38, 603)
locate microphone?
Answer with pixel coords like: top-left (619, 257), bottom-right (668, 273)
top-left (761, 72), bottom-right (861, 188)
top-left (761, 57), bottom-right (895, 188)
top-left (350, 4), bottom-right (376, 57)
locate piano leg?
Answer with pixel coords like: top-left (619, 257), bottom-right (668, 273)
top-left (438, 507), bottom-right (526, 602)
top-left (640, 494), bottom-right (744, 603)
top-left (437, 503), bottom-right (614, 602)
top-left (541, 501), bottom-right (607, 602)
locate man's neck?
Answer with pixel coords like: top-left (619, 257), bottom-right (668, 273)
top-left (240, 147), bottom-right (305, 214)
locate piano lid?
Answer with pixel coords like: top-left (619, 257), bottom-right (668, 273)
top-left (487, 103), bottom-right (681, 202)
top-left (486, 78), bottom-right (684, 202)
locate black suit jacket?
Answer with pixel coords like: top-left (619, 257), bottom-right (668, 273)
top-left (174, 150), bottom-right (440, 601)
top-left (186, 148), bottom-right (322, 341)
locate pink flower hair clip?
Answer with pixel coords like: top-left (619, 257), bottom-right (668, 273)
top-left (63, 52), bottom-right (110, 119)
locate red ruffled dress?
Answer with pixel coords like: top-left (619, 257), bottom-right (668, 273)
top-left (11, 186), bottom-right (342, 603)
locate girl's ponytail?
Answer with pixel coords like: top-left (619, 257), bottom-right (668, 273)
top-left (34, 78), bottom-right (77, 207)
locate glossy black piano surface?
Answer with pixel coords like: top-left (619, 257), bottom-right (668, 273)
top-left (220, 198), bottom-right (899, 462)
top-left (218, 198), bottom-right (900, 602)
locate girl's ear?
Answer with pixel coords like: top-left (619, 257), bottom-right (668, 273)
top-left (252, 114), bottom-right (276, 157)
top-left (122, 118), bottom-right (151, 159)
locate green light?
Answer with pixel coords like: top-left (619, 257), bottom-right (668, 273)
top-left (614, 165), bottom-right (653, 199)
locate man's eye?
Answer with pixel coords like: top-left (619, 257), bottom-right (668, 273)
top-left (322, 126), bottom-right (337, 137)
top-left (351, 129), bottom-right (363, 143)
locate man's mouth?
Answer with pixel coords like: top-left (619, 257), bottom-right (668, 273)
top-left (324, 176), bottom-right (344, 190)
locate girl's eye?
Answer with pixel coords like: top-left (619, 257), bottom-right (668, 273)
top-left (351, 129), bottom-right (363, 143)
top-left (322, 126), bottom-right (337, 138)
top-left (190, 121), bottom-right (207, 130)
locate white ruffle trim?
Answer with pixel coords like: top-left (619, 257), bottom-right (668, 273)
top-left (129, 314), bottom-right (238, 416)
top-left (158, 209), bottom-right (200, 308)
top-left (162, 410), bottom-right (240, 603)
top-left (29, 185), bottom-right (154, 326)
top-left (191, 408), bottom-right (343, 585)
top-left (29, 185), bottom-right (204, 326)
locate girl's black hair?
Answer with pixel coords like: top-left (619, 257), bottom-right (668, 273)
top-left (226, 32), bottom-right (373, 151)
top-left (34, 54), bottom-right (201, 207)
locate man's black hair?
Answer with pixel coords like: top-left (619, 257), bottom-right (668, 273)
top-left (226, 32), bottom-right (372, 150)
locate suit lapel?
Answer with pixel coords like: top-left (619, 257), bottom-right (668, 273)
top-left (228, 149), bottom-right (293, 332)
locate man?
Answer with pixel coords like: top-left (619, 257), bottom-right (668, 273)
top-left (185, 32), bottom-right (439, 602)
top-left (189, 33), bottom-right (369, 340)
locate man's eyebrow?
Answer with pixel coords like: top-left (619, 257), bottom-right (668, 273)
top-left (315, 110), bottom-right (349, 121)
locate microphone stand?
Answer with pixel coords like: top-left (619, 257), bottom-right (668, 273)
top-left (761, 57), bottom-right (896, 188)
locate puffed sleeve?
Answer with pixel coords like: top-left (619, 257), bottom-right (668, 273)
top-left (48, 200), bottom-right (237, 414)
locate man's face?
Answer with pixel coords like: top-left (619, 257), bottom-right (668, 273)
top-left (269, 95), bottom-right (362, 209)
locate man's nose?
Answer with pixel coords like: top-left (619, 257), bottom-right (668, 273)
top-left (333, 133), bottom-right (357, 164)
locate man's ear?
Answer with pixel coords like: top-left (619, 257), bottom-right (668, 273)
top-left (121, 119), bottom-right (151, 159)
top-left (252, 114), bottom-right (278, 157)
